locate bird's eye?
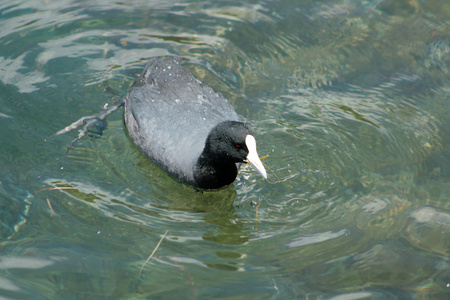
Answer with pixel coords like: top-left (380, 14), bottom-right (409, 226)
top-left (235, 143), bottom-right (241, 149)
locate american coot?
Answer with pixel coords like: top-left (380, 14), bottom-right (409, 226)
top-left (56, 57), bottom-right (267, 189)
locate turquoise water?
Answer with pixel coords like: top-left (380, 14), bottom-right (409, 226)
top-left (1, 0), bottom-right (449, 298)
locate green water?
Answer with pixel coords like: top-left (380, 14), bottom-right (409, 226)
top-left (1, 0), bottom-right (449, 298)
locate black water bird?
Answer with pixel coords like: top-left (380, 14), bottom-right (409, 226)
top-left (56, 57), bottom-right (267, 189)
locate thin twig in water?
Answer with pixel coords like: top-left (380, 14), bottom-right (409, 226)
top-left (46, 198), bottom-right (57, 216)
top-left (260, 154), bottom-right (294, 183)
top-left (139, 227), bottom-right (172, 277)
top-left (259, 155), bottom-right (281, 182)
top-left (263, 162), bottom-right (278, 181)
top-left (241, 154), bottom-right (282, 183)
top-left (272, 279), bottom-right (280, 293)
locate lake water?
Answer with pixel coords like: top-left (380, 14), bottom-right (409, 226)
top-left (1, 0), bottom-right (449, 298)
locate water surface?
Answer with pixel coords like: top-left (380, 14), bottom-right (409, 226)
top-left (1, 0), bottom-right (449, 298)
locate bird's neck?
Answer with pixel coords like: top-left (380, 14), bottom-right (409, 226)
top-left (194, 151), bottom-right (238, 189)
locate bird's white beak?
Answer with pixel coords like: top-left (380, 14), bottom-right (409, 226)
top-left (245, 135), bottom-right (267, 179)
